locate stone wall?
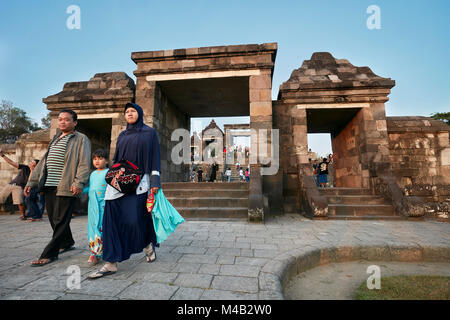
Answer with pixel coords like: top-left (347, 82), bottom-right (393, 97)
top-left (0, 144), bottom-right (19, 187)
top-left (43, 72), bottom-right (135, 159)
top-left (331, 110), bottom-right (364, 188)
top-left (387, 116), bottom-right (450, 203)
top-left (272, 100), bottom-right (303, 213)
top-left (0, 130), bottom-right (50, 211)
top-left (153, 83), bottom-right (190, 182)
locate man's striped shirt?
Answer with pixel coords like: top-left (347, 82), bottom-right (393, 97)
top-left (45, 134), bottom-right (73, 187)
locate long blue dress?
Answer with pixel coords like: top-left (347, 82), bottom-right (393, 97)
top-left (84, 169), bottom-right (108, 259)
top-left (102, 103), bottom-right (161, 263)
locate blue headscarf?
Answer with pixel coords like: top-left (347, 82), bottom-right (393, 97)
top-left (124, 102), bottom-right (144, 131)
top-left (114, 103), bottom-right (161, 187)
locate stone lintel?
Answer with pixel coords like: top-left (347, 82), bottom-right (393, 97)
top-left (77, 113), bottom-right (121, 119)
top-left (294, 103), bottom-right (371, 109)
top-left (131, 42), bottom-right (278, 62)
top-left (145, 69), bottom-right (261, 82)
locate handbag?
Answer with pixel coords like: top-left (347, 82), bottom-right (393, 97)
top-left (105, 159), bottom-right (143, 194)
top-left (146, 191), bottom-right (155, 213)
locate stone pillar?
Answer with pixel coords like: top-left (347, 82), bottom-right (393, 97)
top-left (291, 107), bottom-right (308, 165)
top-left (361, 103), bottom-right (391, 189)
top-left (135, 77), bottom-right (158, 129)
top-left (248, 73), bottom-right (273, 222)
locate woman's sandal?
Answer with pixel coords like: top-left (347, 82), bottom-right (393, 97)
top-left (30, 256), bottom-right (58, 267)
top-left (145, 243), bottom-right (156, 263)
top-left (88, 266), bottom-right (116, 280)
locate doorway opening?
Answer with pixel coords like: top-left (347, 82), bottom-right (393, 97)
top-left (306, 107), bottom-right (362, 188)
top-left (76, 118), bottom-right (112, 160)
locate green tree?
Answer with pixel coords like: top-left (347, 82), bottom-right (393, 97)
top-left (430, 112), bottom-right (449, 125)
top-left (41, 112), bottom-right (52, 128)
top-left (0, 100), bottom-right (41, 143)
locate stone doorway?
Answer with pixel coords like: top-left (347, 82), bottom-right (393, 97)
top-left (306, 107), bottom-right (364, 188)
top-left (132, 43), bottom-right (278, 221)
top-left (76, 118), bottom-right (113, 158)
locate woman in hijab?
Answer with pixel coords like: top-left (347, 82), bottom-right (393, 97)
top-left (88, 103), bottom-right (161, 279)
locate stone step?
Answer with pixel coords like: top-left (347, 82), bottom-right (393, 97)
top-left (328, 204), bottom-right (396, 216)
top-left (325, 195), bottom-right (388, 205)
top-left (166, 197), bottom-right (248, 208)
top-left (318, 188), bottom-right (373, 196)
top-left (163, 189), bottom-right (249, 198)
top-left (175, 207), bottom-right (248, 220)
top-left (326, 215), bottom-right (404, 221)
top-left (162, 182), bottom-right (249, 190)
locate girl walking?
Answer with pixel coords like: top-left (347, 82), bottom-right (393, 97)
top-left (83, 149), bottom-right (109, 266)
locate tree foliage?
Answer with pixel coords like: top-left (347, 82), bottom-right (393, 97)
top-left (0, 100), bottom-right (41, 143)
top-left (41, 112), bottom-right (52, 129)
top-left (430, 112), bottom-right (449, 125)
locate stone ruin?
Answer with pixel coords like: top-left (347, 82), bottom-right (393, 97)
top-left (1, 43), bottom-right (448, 221)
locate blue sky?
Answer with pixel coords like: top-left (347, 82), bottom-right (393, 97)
top-left (1, 1), bottom-right (449, 156)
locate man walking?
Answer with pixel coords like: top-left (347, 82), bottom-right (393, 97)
top-left (0, 151), bottom-right (37, 220)
top-left (24, 109), bottom-right (91, 266)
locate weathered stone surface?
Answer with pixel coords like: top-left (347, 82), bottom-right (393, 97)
top-left (279, 52), bottom-right (395, 96)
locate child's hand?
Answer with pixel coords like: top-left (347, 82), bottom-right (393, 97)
top-left (150, 187), bottom-right (159, 194)
top-left (70, 186), bottom-right (82, 195)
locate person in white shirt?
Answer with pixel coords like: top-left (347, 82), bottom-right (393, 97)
top-left (225, 168), bottom-right (232, 182)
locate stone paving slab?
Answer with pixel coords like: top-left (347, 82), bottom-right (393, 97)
top-left (0, 214), bottom-right (449, 300)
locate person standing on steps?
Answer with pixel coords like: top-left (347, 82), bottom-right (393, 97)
top-left (317, 157), bottom-right (329, 188)
top-left (226, 167), bottom-right (232, 182)
top-left (88, 103), bottom-right (161, 279)
top-left (209, 161), bottom-right (218, 182)
top-left (25, 109), bottom-right (91, 266)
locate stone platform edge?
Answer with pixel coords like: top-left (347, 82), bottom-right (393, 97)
top-left (257, 243), bottom-right (450, 300)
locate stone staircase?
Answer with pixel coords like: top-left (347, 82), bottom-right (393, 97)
top-left (318, 187), bottom-right (401, 220)
top-left (162, 182), bottom-right (249, 220)
top-left (218, 164), bottom-right (244, 182)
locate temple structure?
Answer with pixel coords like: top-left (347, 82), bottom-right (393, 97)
top-left (1, 43), bottom-right (449, 221)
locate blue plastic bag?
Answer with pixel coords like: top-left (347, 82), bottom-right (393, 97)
top-left (151, 189), bottom-right (184, 244)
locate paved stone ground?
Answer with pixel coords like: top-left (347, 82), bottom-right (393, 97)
top-left (0, 214), bottom-right (449, 300)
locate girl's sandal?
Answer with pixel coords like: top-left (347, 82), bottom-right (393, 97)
top-left (87, 257), bottom-right (98, 266)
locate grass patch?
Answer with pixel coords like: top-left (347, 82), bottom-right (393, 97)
top-left (354, 275), bottom-right (450, 300)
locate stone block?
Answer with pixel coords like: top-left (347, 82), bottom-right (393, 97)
top-left (441, 148), bottom-right (450, 166)
top-left (250, 101), bottom-right (272, 116)
top-left (390, 246), bottom-right (423, 262)
top-left (360, 246), bottom-right (391, 261)
top-left (296, 250), bottom-right (321, 273)
top-left (219, 265), bottom-right (260, 277)
top-left (118, 282), bottom-right (179, 300)
top-left (211, 276), bottom-right (258, 293)
top-left (174, 273), bottom-right (213, 289)
top-left (249, 75), bottom-right (271, 89)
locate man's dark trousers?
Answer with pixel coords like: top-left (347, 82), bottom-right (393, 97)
top-left (39, 187), bottom-right (76, 259)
